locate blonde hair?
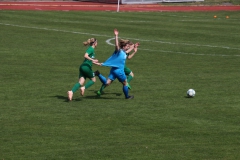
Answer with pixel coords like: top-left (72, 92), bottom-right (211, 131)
top-left (119, 39), bottom-right (130, 48)
top-left (83, 38), bottom-right (97, 46)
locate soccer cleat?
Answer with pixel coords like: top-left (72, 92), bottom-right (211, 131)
top-left (94, 70), bottom-right (100, 76)
top-left (126, 83), bottom-right (132, 90)
top-left (67, 91), bottom-right (73, 101)
top-left (97, 90), bottom-right (101, 96)
top-left (126, 95), bottom-right (134, 99)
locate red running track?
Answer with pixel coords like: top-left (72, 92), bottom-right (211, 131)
top-left (0, 2), bottom-right (240, 11)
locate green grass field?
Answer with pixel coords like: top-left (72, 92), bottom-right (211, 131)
top-left (1, 10), bottom-right (240, 159)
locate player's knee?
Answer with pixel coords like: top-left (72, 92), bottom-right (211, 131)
top-left (106, 79), bottom-right (112, 86)
top-left (130, 72), bottom-right (134, 77)
top-left (92, 77), bottom-right (96, 82)
top-left (122, 80), bottom-right (127, 86)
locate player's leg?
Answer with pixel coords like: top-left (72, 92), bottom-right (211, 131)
top-left (115, 69), bottom-right (134, 99)
top-left (80, 65), bottom-right (95, 96)
top-left (94, 70), bottom-right (107, 84)
top-left (127, 71), bottom-right (134, 83)
top-left (67, 65), bottom-right (85, 101)
top-left (95, 69), bottom-right (115, 96)
top-left (97, 79), bottom-right (113, 96)
top-left (94, 70), bottom-right (107, 96)
top-left (122, 80), bottom-right (133, 99)
top-left (124, 67), bottom-right (133, 90)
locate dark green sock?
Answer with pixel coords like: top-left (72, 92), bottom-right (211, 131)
top-left (100, 84), bottom-right (105, 92)
top-left (127, 75), bottom-right (133, 83)
top-left (71, 83), bottom-right (81, 93)
top-left (85, 80), bottom-right (94, 89)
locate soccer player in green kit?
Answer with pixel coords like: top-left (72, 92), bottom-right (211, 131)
top-left (124, 41), bottom-right (139, 90)
top-left (67, 38), bottom-right (101, 101)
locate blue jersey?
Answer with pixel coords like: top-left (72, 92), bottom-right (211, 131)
top-left (102, 49), bottom-right (127, 70)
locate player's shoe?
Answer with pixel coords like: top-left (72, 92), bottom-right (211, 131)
top-left (94, 70), bottom-right (100, 76)
top-left (67, 91), bottom-right (73, 101)
top-left (97, 90), bottom-right (101, 96)
top-left (127, 83), bottom-right (132, 90)
top-left (126, 95), bottom-right (134, 99)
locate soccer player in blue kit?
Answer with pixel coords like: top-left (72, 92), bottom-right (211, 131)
top-left (95, 29), bottom-right (138, 99)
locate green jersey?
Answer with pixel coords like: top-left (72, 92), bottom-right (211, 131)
top-left (125, 53), bottom-right (129, 67)
top-left (124, 53), bottom-right (132, 75)
top-left (82, 46), bottom-right (95, 67)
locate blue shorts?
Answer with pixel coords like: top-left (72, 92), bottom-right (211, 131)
top-left (108, 67), bottom-right (126, 82)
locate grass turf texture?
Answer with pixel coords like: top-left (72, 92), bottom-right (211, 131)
top-left (1, 10), bottom-right (240, 159)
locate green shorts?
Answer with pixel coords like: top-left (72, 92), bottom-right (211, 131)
top-left (79, 64), bottom-right (94, 79)
top-left (124, 66), bottom-right (132, 76)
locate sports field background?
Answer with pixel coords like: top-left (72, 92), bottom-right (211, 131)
top-left (1, 7), bottom-right (240, 160)
top-left (164, 0), bottom-right (240, 5)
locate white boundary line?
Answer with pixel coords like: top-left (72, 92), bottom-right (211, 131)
top-left (121, 37), bottom-right (240, 51)
top-left (106, 37), bottom-right (240, 57)
top-left (0, 23), bottom-right (111, 37)
top-left (1, 22), bottom-right (240, 57)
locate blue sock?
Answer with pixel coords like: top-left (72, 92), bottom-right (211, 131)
top-left (123, 85), bottom-right (129, 98)
top-left (98, 74), bottom-right (107, 84)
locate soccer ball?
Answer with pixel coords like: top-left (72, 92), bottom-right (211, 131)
top-left (187, 89), bottom-right (196, 97)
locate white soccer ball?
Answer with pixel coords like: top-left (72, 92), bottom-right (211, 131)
top-left (187, 89), bottom-right (196, 97)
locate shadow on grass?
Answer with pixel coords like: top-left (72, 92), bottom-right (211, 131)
top-left (52, 95), bottom-right (71, 102)
top-left (92, 90), bottom-right (122, 97)
top-left (83, 91), bottom-right (123, 99)
top-left (184, 96), bottom-right (195, 98)
top-left (52, 90), bottom-right (123, 102)
top-left (52, 95), bottom-right (87, 102)
top-left (84, 95), bottom-right (116, 99)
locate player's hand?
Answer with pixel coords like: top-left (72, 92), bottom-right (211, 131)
top-left (114, 29), bottom-right (118, 36)
top-left (93, 62), bottom-right (102, 66)
top-left (92, 59), bottom-right (98, 63)
top-left (133, 47), bottom-right (138, 52)
top-left (134, 42), bottom-right (140, 48)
